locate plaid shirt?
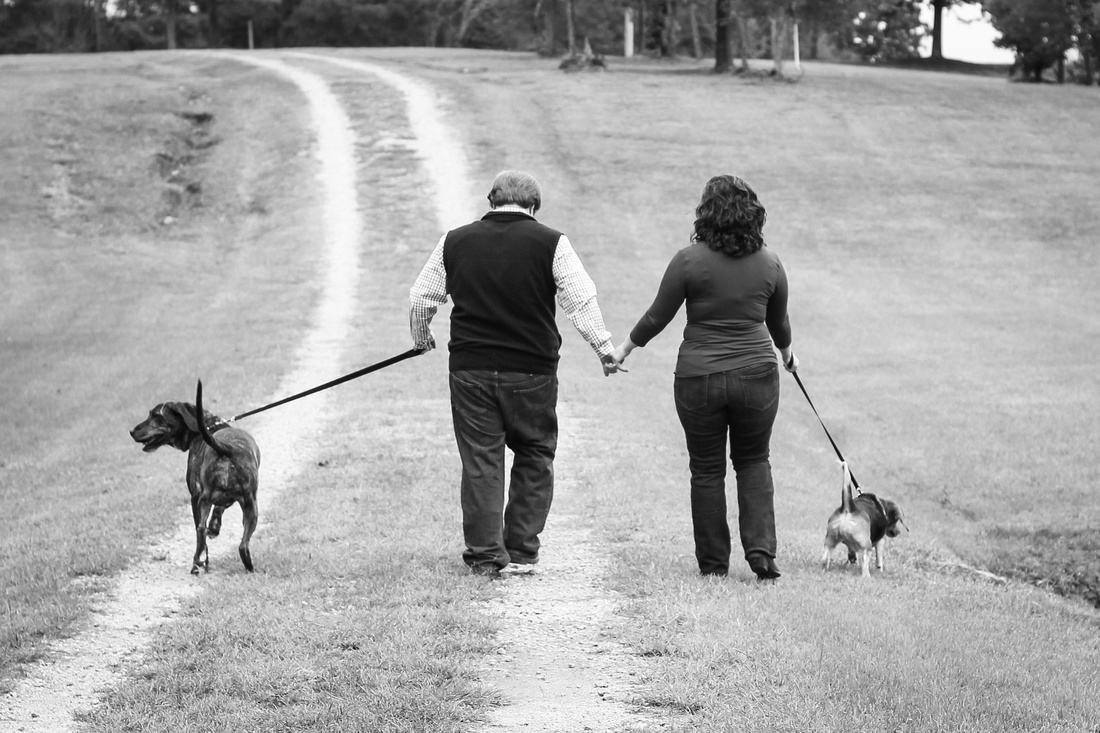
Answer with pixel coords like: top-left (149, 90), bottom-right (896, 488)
top-left (409, 206), bottom-right (614, 358)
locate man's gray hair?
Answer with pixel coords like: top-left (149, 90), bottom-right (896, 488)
top-left (487, 170), bottom-right (542, 213)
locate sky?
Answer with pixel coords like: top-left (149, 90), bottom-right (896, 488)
top-left (919, 1), bottom-right (1017, 64)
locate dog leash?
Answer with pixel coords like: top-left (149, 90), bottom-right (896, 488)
top-left (790, 370), bottom-right (860, 492)
top-left (219, 347), bottom-right (425, 424)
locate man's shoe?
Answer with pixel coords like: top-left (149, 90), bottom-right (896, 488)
top-left (501, 563), bottom-right (538, 576)
top-left (469, 565), bottom-right (502, 579)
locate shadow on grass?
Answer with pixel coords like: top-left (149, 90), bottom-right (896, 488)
top-left (984, 526), bottom-right (1100, 610)
top-left (592, 55), bottom-right (1014, 79)
top-left (882, 56), bottom-right (1014, 77)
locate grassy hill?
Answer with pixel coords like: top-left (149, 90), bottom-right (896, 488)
top-left (1, 50), bottom-right (1098, 731)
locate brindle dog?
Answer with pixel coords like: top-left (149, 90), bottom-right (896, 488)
top-left (130, 381), bottom-right (260, 574)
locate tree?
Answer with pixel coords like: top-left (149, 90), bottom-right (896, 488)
top-left (760, 0), bottom-right (798, 75)
top-left (714, 0), bottom-right (755, 73)
top-left (845, 0), bottom-right (923, 61)
top-left (93, 0), bottom-right (105, 50)
top-left (987, 0), bottom-right (1074, 80)
top-left (533, 0), bottom-right (558, 54)
top-left (164, 0), bottom-right (178, 48)
top-left (715, 0), bottom-right (733, 69)
top-left (192, 0), bottom-right (219, 45)
top-left (1065, 0), bottom-right (1099, 84)
top-left (419, 0), bottom-right (505, 46)
top-left (565, 0), bottom-right (575, 54)
top-left (927, 0), bottom-right (958, 59)
top-left (453, 0), bottom-right (505, 44)
top-left (797, 0), bottom-right (861, 60)
top-left (656, 0), bottom-right (678, 56)
top-left (688, 0), bottom-right (704, 57)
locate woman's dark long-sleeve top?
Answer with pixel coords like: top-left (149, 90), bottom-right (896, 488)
top-left (629, 243), bottom-right (791, 377)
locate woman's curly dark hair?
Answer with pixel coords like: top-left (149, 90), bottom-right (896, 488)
top-left (691, 175), bottom-right (767, 257)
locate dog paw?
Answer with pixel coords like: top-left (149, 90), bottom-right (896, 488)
top-left (239, 548), bottom-right (254, 572)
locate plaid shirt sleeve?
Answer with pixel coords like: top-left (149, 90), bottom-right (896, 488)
top-left (409, 234), bottom-right (448, 351)
top-left (553, 234), bottom-right (614, 358)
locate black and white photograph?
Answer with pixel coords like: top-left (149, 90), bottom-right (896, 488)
top-left (2, 1), bottom-right (1099, 730)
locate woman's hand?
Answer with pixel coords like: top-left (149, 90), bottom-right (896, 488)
top-left (612, 338), bottom-right (636, 368)
top-left (780, 347), bottom-right (798, 373)
top-left (601, 337), bottom-right (638, 377)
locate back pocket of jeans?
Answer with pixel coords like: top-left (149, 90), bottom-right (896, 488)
top-left (674, 375), bottom-right (709, 411)
top-left (740, 365), bottom-right (778, 411)
top-left (450, 371), bottom-right (491, 416)
top-left (511, 377), bottom-right (557, 432)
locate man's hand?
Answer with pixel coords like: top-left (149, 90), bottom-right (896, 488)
top-left (415, 331), bottom-right (437, 353)
top-left (600, 353), bottom-right (626, 377)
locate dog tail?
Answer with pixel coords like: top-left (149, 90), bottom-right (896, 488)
top-left (195, 380), bottom-right (230, 458)
top-left (840, 461), bottom-right (857, 514)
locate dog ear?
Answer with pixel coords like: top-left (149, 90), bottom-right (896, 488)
top-left (883, 500), bottom-right (909, 531)
top-left (165, 402), bottom-right (201, 433)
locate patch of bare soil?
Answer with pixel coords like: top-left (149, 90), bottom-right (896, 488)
top-left (479, 526), bottom-right (657, 731)
top-left (155, 108), bottom-right (218, 224)
top-left (468, 409), bottom-right (661, 733)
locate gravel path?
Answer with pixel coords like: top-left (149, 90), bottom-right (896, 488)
top-left (2, 52), bottom-right (656, 733)
top-left (477, 408), bottom-right (652, 733)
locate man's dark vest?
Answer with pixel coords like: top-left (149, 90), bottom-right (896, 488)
top-left (443, 211), bottom-right (562, 375)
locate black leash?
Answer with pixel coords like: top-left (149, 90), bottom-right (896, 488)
top-left (221, 347), bottom-right (425, 424)
top-left (790, 370), bottom-right (860, 492)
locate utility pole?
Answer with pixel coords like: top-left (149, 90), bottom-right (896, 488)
top-left (624, 7), bottom-right (634, 57)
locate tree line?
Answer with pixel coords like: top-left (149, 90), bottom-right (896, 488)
top-left (1, 0), bottom-right (1097, 84)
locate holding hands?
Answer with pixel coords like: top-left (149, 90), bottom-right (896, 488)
top-left (600, 352), bottom-right (627, 377)
top-left (600, 338), bottom-right (637, 377)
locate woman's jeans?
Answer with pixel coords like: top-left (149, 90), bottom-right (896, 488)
top-left (674, 362), bottom-right (780, 576)
top-left (449, 370), bottom-right (558, 571)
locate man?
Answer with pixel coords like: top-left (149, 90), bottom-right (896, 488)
top-left (409, 170), bottom-right (621, 578)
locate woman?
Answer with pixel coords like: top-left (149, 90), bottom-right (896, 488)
top-left (614, 175), bottom-right (797, 580)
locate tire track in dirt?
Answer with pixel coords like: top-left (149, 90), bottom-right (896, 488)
top-left (0, 54), bottom-right (363, 732)
top-left (477, 408), bottom-right (658, 733)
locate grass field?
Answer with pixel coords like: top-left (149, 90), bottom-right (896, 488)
top-left (2, 49), bottom-right (1100, 731)
top-left (0, 50), bottom-right (328, 665)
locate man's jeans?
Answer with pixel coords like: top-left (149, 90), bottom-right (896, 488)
top-left (449, 370), bottom-right (558, 571)
top-left (673, 362), bottom-right (780, 576)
